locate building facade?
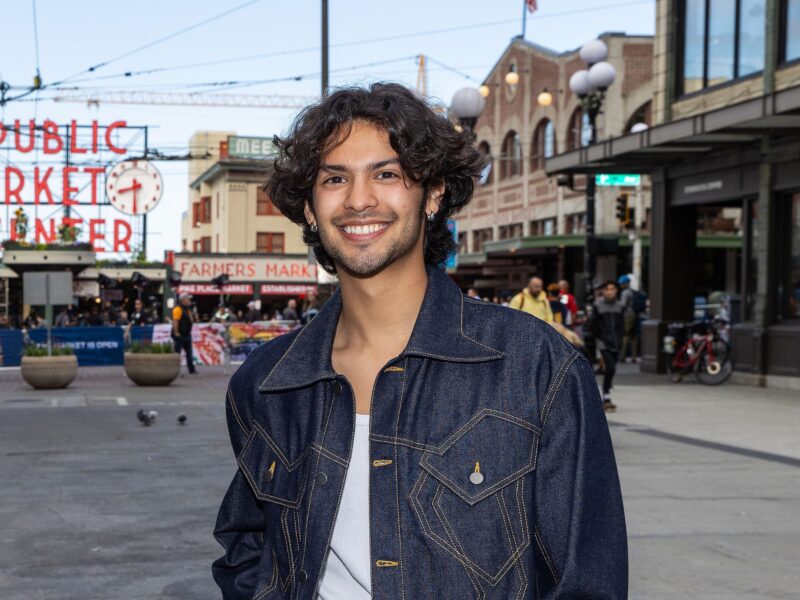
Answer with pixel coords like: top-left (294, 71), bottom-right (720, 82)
top-left (454, 34), bottom-right (655, 299)
top-left (177, 132), bottom-right (320, 318)
top-left (547, 0), bottom-right (800, 386)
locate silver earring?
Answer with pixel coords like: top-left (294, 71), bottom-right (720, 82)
top-left (309, 224), bottom-right (318, 232)
top-left (427, 212), bottom-right (436, 221)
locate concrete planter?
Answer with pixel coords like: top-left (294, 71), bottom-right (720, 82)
top-left (20, 355), bottom-right (79, 389)
top-left (124, 352), bottom-right (181, 386)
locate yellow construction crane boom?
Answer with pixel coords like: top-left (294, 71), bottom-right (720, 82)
top-left (52, 90), bottom-right (317, 109)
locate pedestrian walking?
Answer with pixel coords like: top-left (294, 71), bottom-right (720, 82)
top-left (212, 83), bottom-right (626, 599)
top-left (244, 301), bottom-right (261, 323)
top-left (559, 279), bottom-right (579, 326)
top-left (172, 293), bottom-right (196, 375)
top-left (129, 298), bottom-right (150, 327)
top-left (281, 298), bottom-right (299, 321)
top-left (509, 276), bottom-right (554, 322)
top-left (618, 275), bottom-right (646, 363)
top-left (586, 280), bottom-right (626, 411)
top-left (547, 283), bottom-right (569, 324)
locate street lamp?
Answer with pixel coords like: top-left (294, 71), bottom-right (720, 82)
top-left (568, 38), bottom-right (616, 306)
top-left (450, 87), bottom-right (486, 136)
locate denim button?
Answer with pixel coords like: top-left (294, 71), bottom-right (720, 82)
top-left (297, 570), bottom-right (308, 584)
top-left (332, 381), bottom-right (342, 395)
top-left (469, 472), bottom-right (484, 485)
top-left (315, 471), bottom-right (328, 486)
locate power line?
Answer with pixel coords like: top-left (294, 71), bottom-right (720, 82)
top-left (50, 0), bottom-right (266, 86)
top-left (40, 0), bottom-right (654, 88)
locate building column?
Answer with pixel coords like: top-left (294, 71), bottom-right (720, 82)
top-left (641, 168), bottom-right (696, 372)
top-left (749, 137), bottom-right (779, 374)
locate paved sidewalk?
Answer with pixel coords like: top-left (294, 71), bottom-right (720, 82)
top-left (0, 364), bottom-right (798, 598)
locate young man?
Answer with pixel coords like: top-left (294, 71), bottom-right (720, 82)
top-left (172, 293), bottom-right (196, 375)
top-left (586, 280), bottom-right (627, 411)
top-left (509, 276), bottom-right (554, 323)
top-left (212, 84), bottom-right (627, 599)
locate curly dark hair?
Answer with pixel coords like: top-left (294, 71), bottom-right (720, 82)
top-left (266, 82), bottom-right (485, 274)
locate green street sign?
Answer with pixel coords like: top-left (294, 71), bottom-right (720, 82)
top-left (595, 173), bottom-right (641, 186)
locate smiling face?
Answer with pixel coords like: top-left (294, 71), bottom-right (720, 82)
top-left (306, 121), bottom-right (442, 278)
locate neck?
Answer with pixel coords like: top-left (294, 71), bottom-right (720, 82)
top-left (335, 253), bottom-right (428, 354)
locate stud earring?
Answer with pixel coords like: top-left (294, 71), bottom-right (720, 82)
top-left (309, 223), bottom-right (318, 232)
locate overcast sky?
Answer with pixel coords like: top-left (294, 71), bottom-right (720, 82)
top-left (0, 0), bottom-right (655, 260)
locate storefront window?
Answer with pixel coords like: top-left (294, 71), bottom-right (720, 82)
top-left (780, 193), bottom-right (800, 319)
top-left (472, 228), bottom-right (493, 252)
top-left (785, 0), bottom-right (800, 62)
top-left (680, 0), bottom-right (766, 93)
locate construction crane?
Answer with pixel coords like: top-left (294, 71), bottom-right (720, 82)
top-left (416, 54), bottom-right (428, 97)
top-left (51, 90), bottom-right (317, 109)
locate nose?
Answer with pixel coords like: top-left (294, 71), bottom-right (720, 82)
top-left (344, 174), bottom-right (379, 213)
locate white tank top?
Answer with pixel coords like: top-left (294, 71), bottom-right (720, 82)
top-left (317, 413), bottom-right (371, 599)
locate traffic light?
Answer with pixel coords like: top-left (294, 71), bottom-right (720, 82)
top-left (615, 193), bottom-right (629, 224)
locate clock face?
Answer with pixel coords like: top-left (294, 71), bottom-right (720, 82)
top-left (106, 160), bottom-right (163, 216)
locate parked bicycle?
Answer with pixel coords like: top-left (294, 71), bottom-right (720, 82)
top-left (663, 317), bottom-right (732, 385)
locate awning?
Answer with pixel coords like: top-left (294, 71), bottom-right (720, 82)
top-left (546, 85), bottom-right (800, 175)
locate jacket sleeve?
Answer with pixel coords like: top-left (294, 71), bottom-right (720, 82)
top-left (533, 353), bottom-right (628, 598)
top-left (212, 386), bottom-right (267, 599)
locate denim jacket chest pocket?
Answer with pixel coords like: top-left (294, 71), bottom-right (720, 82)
top-left (410, 409), bottom-right (541, 587)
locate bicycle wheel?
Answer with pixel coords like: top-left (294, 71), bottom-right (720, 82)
top-left (694, 340), bottom-right (732, 385)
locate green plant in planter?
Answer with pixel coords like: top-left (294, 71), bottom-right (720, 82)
top-left (23, 345), bottom-right (75, 357)
top-left (128, 341), bottom-right (175, 354)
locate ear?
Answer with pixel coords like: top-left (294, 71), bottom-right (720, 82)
top-left (425, 181), bottom-right (445, 216)
top-left (303, 202), bottom-right (316, 229)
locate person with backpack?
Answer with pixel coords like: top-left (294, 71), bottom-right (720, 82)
top-left (509, 276), bottom-right (554, 323)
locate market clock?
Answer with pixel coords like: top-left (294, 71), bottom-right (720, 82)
top-left (106, 159), bottom-right (163, 216)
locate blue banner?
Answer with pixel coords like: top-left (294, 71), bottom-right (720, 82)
top-left (29, 327), bottom-right (125, 366)
top-left (0, 329), bottom-right (25, 366)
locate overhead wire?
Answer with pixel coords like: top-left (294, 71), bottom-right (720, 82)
top-left (39, 0), bottom-right (654, 89)
top-left (47, 0), bottom-right (266, 86)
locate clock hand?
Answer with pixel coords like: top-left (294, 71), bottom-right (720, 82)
top-left (118, 178), bottom-right (142, 213)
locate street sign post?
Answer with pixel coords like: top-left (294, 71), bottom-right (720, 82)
top-left (595, 173), bottom-right (641, 186)
top-left (23, 272), bottom-right (74, 356)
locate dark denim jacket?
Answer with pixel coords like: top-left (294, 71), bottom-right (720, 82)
top-left (213, 266), bottom-right (627, 599)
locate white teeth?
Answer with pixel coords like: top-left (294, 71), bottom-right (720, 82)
top-left (343, 223), bottom-right (387, 235)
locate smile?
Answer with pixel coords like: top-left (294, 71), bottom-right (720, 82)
top-left (341, 223), bottom-right (389, 236)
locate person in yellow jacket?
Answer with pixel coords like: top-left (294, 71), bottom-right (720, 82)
top-left (509, 276), bottom-right (554, 323)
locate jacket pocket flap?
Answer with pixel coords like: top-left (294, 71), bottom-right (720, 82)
top-left (237, 421), bottom-right (310, 509)
top-left (419, 409), bottom-right (540, 506)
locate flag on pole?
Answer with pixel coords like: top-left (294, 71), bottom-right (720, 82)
top-left (526, 0), bottom-right (538, 13)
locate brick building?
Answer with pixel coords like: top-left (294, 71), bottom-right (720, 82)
top-left (453, 33), bottom-right (654, 299)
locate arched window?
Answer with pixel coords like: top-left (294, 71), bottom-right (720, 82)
top-left (624, 101), bottom-right (652, 134)
top-left (501, 130), bottom-right (523, 179)
top-left (531, 119), bottom-right (556, 171)
top-left (477, 141), bottom-right (493, 185)
top-left (567, 108), bottom-right (592, 150)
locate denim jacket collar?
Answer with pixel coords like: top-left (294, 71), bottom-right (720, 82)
top-left (258, 265), bottom-right (505, 392)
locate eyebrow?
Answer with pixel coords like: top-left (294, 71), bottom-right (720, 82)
top-left (319, 158), bottom-right (401, 173)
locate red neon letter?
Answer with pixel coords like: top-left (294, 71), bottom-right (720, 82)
top-left (42, 120), bottom-right (64, 154)
top-left (105, 121), bottom-right (127, 154)
top-left (0, 122), bottom-right (6, 145)
top-left (62, 217), bottom-right (83, 237)
top-left (14, 119), bottom-right (35, 153)
top-left (69, 120), bottom-right (87, 154)
top-left (34, 167), bottom-right (54, 204)
top-left (35, 219), bottom-right (56, 244)
top-left (89, 219), bottom-right (106, 252)
top-left (62, 166), bottom-right (79, 205)
top-left (113, 219), bottom-right (132, 252)
top-left (91, 121), bottom-right (100, 153)
top-left (83, 166), bottom-right (105, 204)
top-left (4, 167), bottom-right (25, 204)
